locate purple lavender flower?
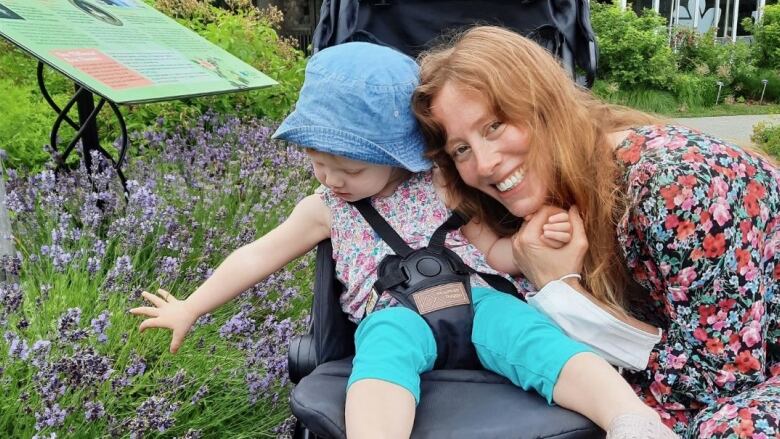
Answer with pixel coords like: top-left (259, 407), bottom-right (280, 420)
top-left (30, 340), bottom-right (52, 368)
top-left (54, 346), bottom-right (114, 388)
top-left (84, 400), bottom-right (106, 421)
top-left (4, 330), bottom-right (30, 360)
top-left (190, 385), bottom-right (208, 405)
top-left (178, 429), bottom-right (203, 439)
top-left (34, 403), bottom-right (67, 430)
top-left (91, 310), bottom-right (111, 343)
top-left (218, 307), bottom-right (256, 340)
top-left (0, 282), bottom-right (23, 322)
top-left (57, 308), bottom-right (88, 342)
top-left (125, 354), bottom-right (147, 377)
top-left (159, 256), bottom-right (180, 280)
top-left (128, 396), bottom-right (179, 437)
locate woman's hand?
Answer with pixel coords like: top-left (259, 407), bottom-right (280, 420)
top-left (512, 205), bottom-right (588, 289)
top-left (129, 289), bottom-right (199, 354)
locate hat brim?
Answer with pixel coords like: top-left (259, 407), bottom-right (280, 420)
top-left (273, 113), bottom-right (431, 173)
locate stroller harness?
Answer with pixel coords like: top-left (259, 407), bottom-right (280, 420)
top-left (350, 198), bottom-right (520, 370)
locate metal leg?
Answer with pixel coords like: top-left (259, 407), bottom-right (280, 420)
top-left (37, 61), bottom-right (129, 196)
top-left (293, 419), bottom-right (317, 439)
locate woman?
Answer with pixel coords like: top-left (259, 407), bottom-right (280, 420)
top-left (412, 26), bottom-right (779, 437)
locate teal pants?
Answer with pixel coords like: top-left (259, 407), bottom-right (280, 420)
top-left (348, 287), bottom-right (590, 404)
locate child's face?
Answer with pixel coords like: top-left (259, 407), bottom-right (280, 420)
top-left (306, 150), bottom-right (399, 202)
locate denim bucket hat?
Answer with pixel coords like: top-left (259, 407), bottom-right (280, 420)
top-left (272, 42), bottom-right (431, 172)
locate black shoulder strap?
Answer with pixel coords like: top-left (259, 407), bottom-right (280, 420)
top-left (350, 198), bottom-right (413, 257)
top-left (469, 268), bottom-right (522, 300)
top-left (351, 198), bottom-right (522, 299)
top-left (428, 211), bottom-right (467, 252)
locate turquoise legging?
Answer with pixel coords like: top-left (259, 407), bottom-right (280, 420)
top-left (348, 287), bottom-right (591, 404)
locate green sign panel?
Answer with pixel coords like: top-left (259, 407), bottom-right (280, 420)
top-left (0, 0), bottom-right (277, 104)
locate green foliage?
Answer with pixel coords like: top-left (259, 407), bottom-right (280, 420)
top-left (673, 28), bottom-right (757, 86)
top-left (185, 6), bottom-right (305, 120)
top-left (592, 81), bottom-right (677, 113)
top-left (0, 78), bottom-right (55, 169)
top-left (743, 4), bottom-right (780, 69)
top-left (671, 73), bottom-right (719, 109)
top-left (735, 68), bottom-right (780, 102)
top-left (0, 2), bottom-right (305, 171)
top-left (590, 2), bottom-right (677, 89)
top-left (751, 122), bottom-right (780, 158)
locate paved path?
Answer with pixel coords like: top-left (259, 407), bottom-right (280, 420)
top-left (673, 114), bottom-right (780, 146)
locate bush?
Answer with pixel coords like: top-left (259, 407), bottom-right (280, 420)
top-left (592, 81), bottom-right (677, 113)
top-left (673, 28), bottom-right (757, 88)
top-left (590, 2), bottom-right (677, 90)
top-left (0, 1), bottom-right (306, 172)
top-left (751, 122), bottom-right (780, 158)
top-left (743, 4), bottom-right (780, 69)
top-left (153, 0), bottom-right (306, 120)
top-left (735, 68), bottom-right (780, 102)
top-left (0, 114), bottom-right (315, 437)
top-left (671, 73), bottom-right (720, 108)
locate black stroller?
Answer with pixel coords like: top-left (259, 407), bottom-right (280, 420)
top-left (287, 1), bottom-right (603, 437)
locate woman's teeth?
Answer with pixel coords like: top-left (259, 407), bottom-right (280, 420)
top-left (496, 169), bottom-right (525, 192)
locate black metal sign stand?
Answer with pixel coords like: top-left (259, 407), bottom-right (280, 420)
top-left (37, 61), bottom-right (129, 193)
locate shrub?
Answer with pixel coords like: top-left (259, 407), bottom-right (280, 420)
top-left (743, 4), bottom-right (780, 69)
top-left (673, 28), bottom-right (756, 88)
top-left (751, 122), bottom-right (780, 158)
top-left (590, 2), bottom-right (677, 89)
top-left (735, 68), bottom-right (780, 102)
top-left (592, 80), bottom-right (677, 113)
top-left (671, 73), bottom-right (720, 108)
top-left (0, 1), bottom-right (306, 171)
top-left (0, 114), bottom-right (315, 437)
top-left (152, 0), bottom-right (305, 120)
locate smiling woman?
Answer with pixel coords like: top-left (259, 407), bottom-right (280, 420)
top-left (413, 25), bottom-right (780, 438)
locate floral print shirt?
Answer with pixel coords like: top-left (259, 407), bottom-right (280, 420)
top-left (318, 171), bottom-right (511, 323)
top-left (612, 125), bottom-right (779, 433)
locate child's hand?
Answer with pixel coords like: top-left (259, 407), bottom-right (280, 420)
top-left (540, 210), bottom-right (572, 249)
top-left (129, 289), bottom-right (199, 354)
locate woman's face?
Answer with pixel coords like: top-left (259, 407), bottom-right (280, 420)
top-left (430, 81), bottom-right (548, 219)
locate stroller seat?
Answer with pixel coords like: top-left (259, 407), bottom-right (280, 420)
top-left (287, 241), bottom-right (604, 438)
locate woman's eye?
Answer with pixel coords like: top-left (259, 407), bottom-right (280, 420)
top-left (451, 144), bottom-right (471, 158)
top-left (487, 121), bottom-right (503, 133)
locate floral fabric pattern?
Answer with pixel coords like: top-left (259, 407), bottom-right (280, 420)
top-left (614, 125), bottom-right (780, 438)
top-left (319, 171), bottom-right (509, 323)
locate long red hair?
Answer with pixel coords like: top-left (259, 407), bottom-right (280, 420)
top-left (412, 26), bottom-right (660, 313)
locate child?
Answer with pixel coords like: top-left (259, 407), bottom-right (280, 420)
top-left (131, 42), bottom-right (676, 439)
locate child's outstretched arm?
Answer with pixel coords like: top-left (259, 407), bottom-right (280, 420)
top-left (462, 208), bottom-right (572, 276)
top-left (130, 194), bottom-right (331, 353)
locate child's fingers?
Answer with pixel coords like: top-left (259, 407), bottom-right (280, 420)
top-left (141, 291), bottom-right (166, 307)
top-left (129, 306), bottom-right (159, 317)
top-left (543, 222), bottom-right (572, 233)
top-left (546, 212), bottom-right (570, 223)
top-left (139, 318), bottom-right (162, 333)
top-left (543, 230), bottom-right (572, 243)
top-left (539, 235), bottom-right (566, 249)
top-left (156, 289), bottom-right (176, 302)
top-left (170, 334), bottom-right (185, 354)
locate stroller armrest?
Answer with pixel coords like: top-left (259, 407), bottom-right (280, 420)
top-left (289, 334), bottom-right (317, 384)
top-left (289, 240), bottom-right (357, 384)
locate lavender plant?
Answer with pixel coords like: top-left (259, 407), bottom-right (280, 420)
top-left (0, 112), bottom-right (314, 437)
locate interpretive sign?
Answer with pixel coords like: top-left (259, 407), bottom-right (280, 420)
top-left (0, 0), bottom-right (277, 104)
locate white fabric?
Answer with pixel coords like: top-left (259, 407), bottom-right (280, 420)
top-left (526, 280), bottom-right (661, 371)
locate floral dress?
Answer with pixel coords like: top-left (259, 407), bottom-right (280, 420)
top-left (614, 125), bottom-right (780, 438)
